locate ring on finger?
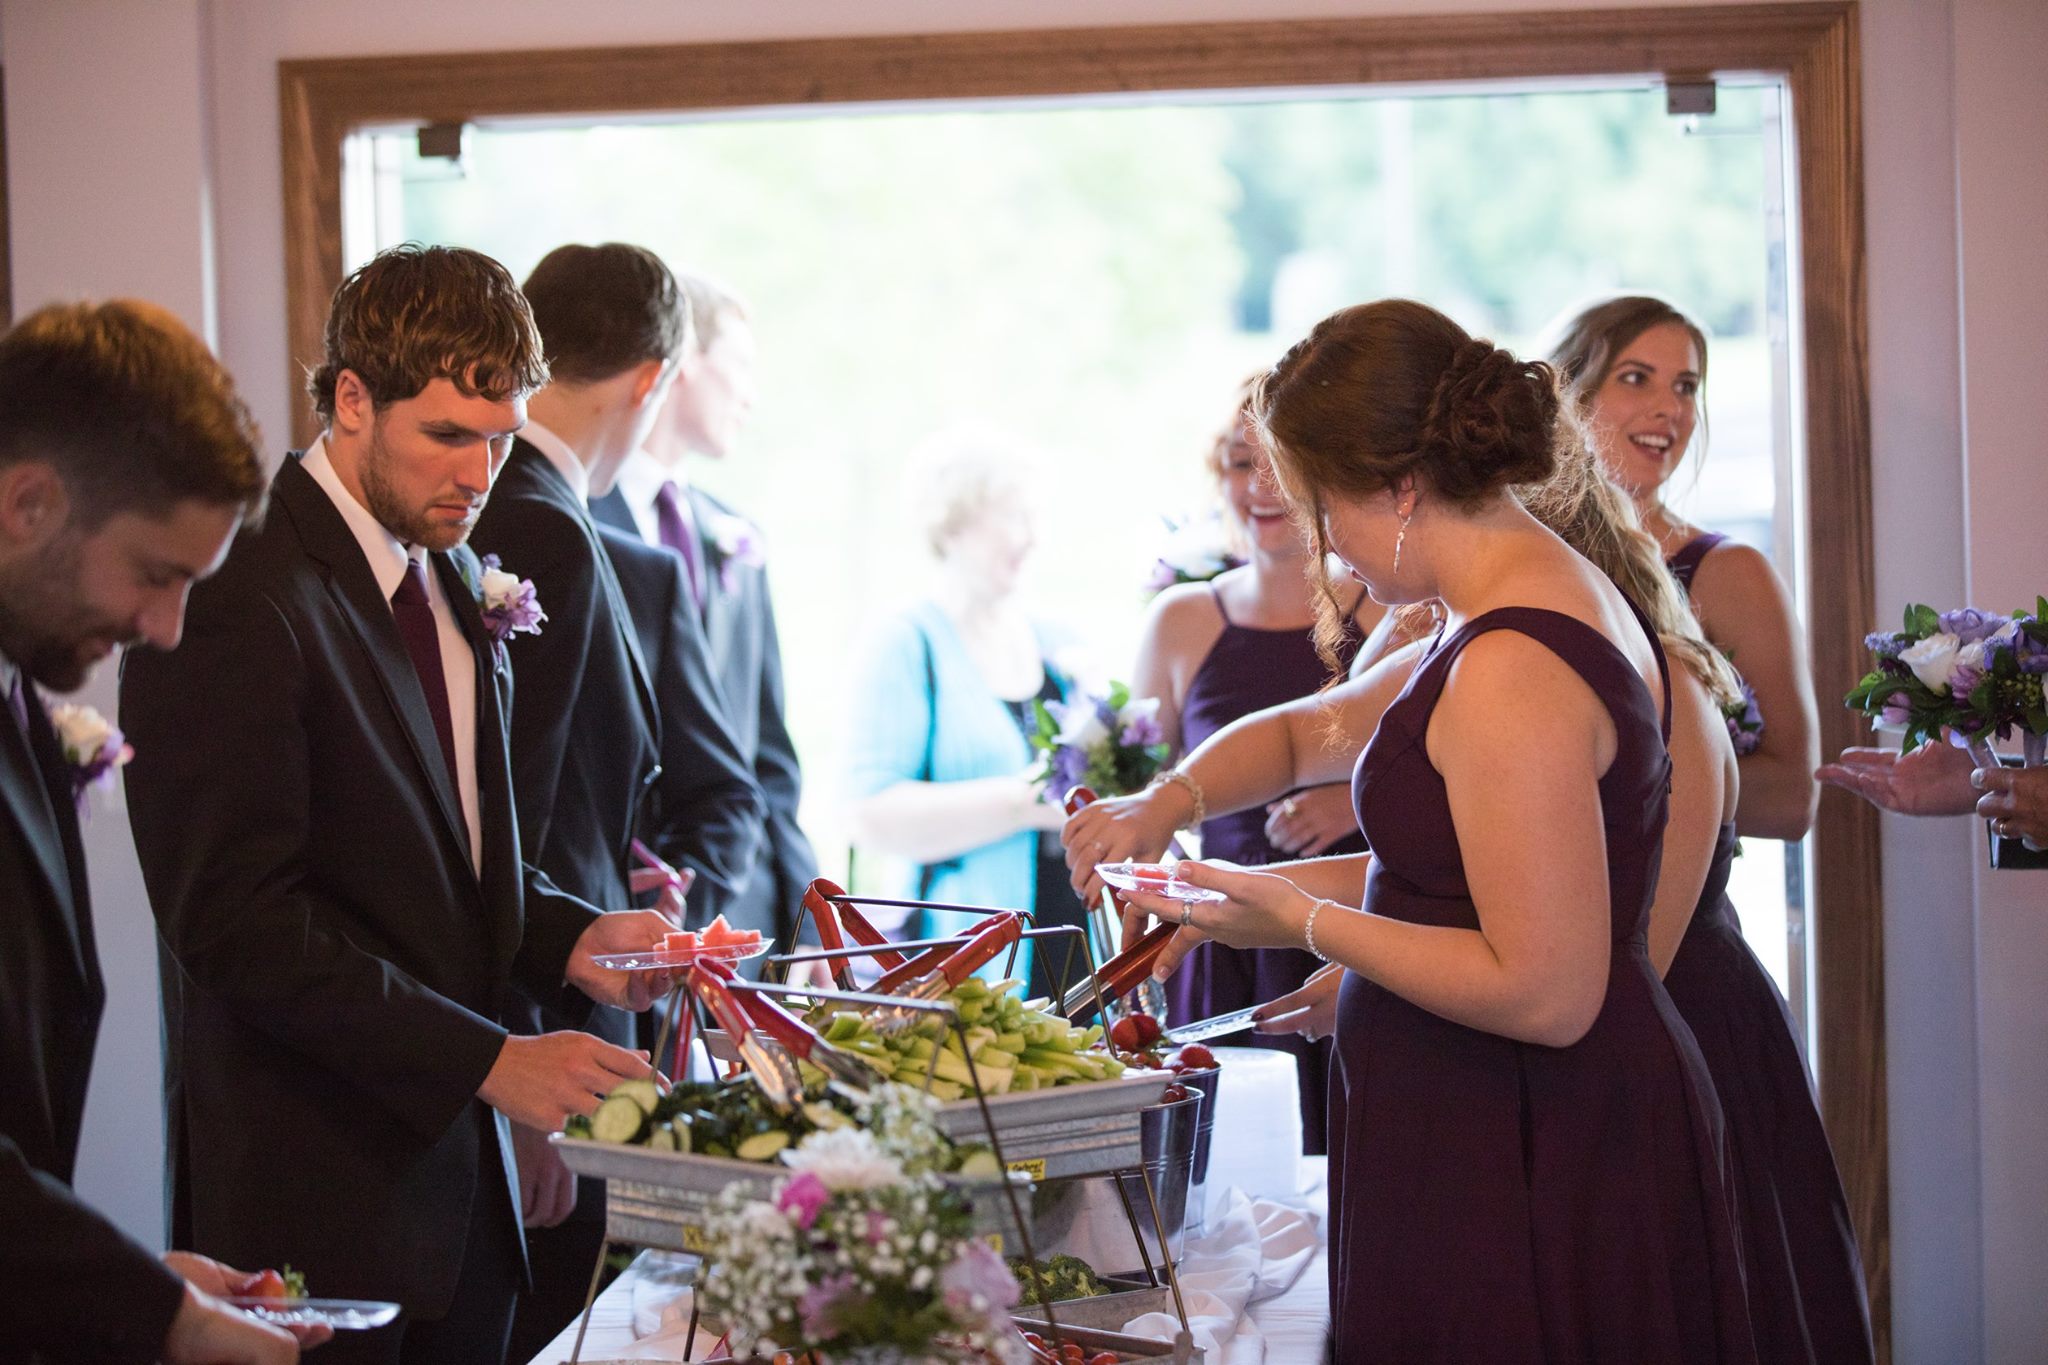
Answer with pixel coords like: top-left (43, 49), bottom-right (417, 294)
top-left (1281, 797), bottom-right (1299, 818)
top-left (1179, 903), bottom-right (1195, 927)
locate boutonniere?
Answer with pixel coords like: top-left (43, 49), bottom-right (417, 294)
top-left (466, 553), bottom-right (546, 644)
top-left (49, 702), bottom-right (133, 811)
top-left (704, 512), bottom-right (766, 593)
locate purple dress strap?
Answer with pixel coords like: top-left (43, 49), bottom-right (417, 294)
top-left (1667, 531), bottom-right (1728, 594)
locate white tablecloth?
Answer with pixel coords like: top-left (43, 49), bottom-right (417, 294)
top-left (526, 1160), bottom-right (1330, 1364)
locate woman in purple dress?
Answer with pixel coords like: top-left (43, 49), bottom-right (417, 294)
top-left (1552, 297), bottom-right (1872, 1362)
top-left (1121, 301), bottom-right (1756, 1362)
top-left (1119, 382), bottom-right (1380, 1151)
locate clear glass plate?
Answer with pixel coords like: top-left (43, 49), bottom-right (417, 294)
top-left (1094, 861), bottom-right (1227, 904)
top-left (225, 1297), bottom-right (400, 1330)
top-left (589, 941), bottom-right (770, 972)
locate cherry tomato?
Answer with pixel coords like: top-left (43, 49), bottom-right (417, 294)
top-left (1090, 1354), bottom-right (1122, 1365)
top-left (246, 1269), bottom-right (288, 1300)
top-left (1176, 1043), bottom-right (1218, 1070)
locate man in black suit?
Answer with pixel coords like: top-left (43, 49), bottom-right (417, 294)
top-left (0, 301), bottom-right (303, 1363)
top-left (591, 276), bottom-right (823, 977)
top-left (121, 246), bottom-right (681, 1365)
top-left (471, 244), bottom-right (764, 1359)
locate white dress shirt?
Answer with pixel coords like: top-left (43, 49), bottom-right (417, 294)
top-left (301, 437), bottom-right (483, 872)
top-left (609, 447), bottom-right (693, 550)
top-left (518, 419), bottom-right (591, 507)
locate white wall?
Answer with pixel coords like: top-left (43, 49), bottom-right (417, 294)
top-left (4, 0), bottom-right (2040, 1359)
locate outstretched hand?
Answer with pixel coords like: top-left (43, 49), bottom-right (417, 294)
top-left (1817, 737), bottom-right (1977, 817)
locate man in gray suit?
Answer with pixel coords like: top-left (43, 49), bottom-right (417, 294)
top-left (591, 275), bottom-right (823, 978)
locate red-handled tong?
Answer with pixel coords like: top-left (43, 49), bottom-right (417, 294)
top-left (701, 960), bottom-right (881, 1092)
top-left (803, 877), bottom-right (908, 989)
top-left (1060, 921), bottom-right (1179, 1020)
top-left (871, 912), bottom-right (1024, 1032)
top-left (685, 962), bottom-right (803, 1110)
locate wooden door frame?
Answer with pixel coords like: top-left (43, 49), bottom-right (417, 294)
top-left (280, 3), bottom-right (1884, 1348)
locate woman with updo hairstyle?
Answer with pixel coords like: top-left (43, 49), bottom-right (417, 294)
top-left (1551, 297), bottom-right (1871, 1362)
top-left (1113, 301), bottom-right (1757, 1362)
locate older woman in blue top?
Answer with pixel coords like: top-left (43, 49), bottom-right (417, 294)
top-left (843, 429), bottom-right (1075, 993)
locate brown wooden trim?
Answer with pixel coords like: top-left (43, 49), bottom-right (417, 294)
top-left (279, 6), bottom-right (1884, 1352)
top-left (0, 65), bottom-right (13, 328)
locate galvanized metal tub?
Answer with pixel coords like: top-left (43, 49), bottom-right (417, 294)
top-left (550, 1137), bottom-right (1033, 1255)
top-left (1027, 1089), bottom-right (1203, 1276)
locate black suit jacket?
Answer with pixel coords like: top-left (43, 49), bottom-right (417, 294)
top-left (469, 442), bottom-right (662, 1048)
top-left (595, 524), bottom-right (765, 927)
top-left (119, 455), bottom-right (601, 1318)
top-left (0, 686), bottom-right (184, 1364)
top-left (590, 484), bottom-right (818, 945)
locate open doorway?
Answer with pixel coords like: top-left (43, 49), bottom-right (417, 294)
top-left (348, 79), bottom-right (1815, 1049)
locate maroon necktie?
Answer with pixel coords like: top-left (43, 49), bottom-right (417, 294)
top-left (390, 558), bottom-right (463, 803)
top-left (653, 480), bottom-right (704, 610)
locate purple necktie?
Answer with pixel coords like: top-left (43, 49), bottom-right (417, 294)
top-left (390, 558), bottom-right (463, 810)
top-left (6, 671), bottom-right (29, 741)
top-left (653, 480), bottom-right (704, 610)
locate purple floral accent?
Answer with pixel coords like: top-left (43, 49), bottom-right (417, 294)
top-left (1880, 691), bottom-right (1912, 727)
top-left (775, 1170), bottom-right (830, 1229)
top-left (475, 554), bottom-right (546, 643)
top-left (1722, 679), bottom-right (1765, 757)
top-left (937, 1240), bottom-right (1019, 1324)
top-left (1864, 631), bottom-right (1911, 660)
top-left (1937, 608), bottom-right (2011, 643)
top-left (797, 1272), bottom-right (857, 1340)
top-left (1951, 659), bottom-right (1987, 699)
top-left (1120, 714), bottom-right (1165, 749)
top-left (707, 513), bottom-right (766, 594)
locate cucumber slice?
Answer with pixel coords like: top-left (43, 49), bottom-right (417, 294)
top-left (669, 1117), bottom-right (692, 1153)
top-left (646, 1124), bottom-right (679, 1152)
top-left (735, 1130), bottom-right (793, 1162)
top-left (591, 1094), bottom-right (650, 1145)
top-left (955, 1147), bottom-right (1003, 1179)
top-left (610, 1078), bottom-right (661, 1114)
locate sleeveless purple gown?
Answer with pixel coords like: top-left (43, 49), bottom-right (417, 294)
top-left (1167, 586), bottom-right (1366, 1155)
top-left (1665, 532), bottom-right (1874, 1363)
top-left (1329, 607), bottom-right (1757, 1363)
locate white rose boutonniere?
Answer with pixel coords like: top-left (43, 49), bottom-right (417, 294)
top-left (49, 701), bottom-right (133, 812)
top-left (470, 553), bottom-right (546, 644)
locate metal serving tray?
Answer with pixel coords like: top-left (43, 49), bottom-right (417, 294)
top-left (1014, 1275), bottom-right (1179, 1329)
top-left (551, 1137), bottom-right (1032, 1254)
top-left (701, 1031), bottom-right (1173, 1179)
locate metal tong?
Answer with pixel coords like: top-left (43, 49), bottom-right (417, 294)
top-left (869, 911), bottom-right (1024, 1034)
top-left (802, 877), bottom-right (908, 990)
top-left (700, 958), bottom-right (883, 1093)
top-left (684, 962), bottom-right (805, 1111)
top-left (1059, 921), bottom-right (1179, 1021)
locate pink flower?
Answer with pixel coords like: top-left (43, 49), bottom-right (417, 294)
top-left (797, 1272), bottom-right (856, 1339)
top-left (938, 1239), bottom-right (1019, 1324)
top-left (775, 1170), bottom-right (830, 1229)
top-left (863, 1208), bottom-right (892, 1245)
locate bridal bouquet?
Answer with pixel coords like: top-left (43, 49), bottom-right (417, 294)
top-left (1028, 682), bottom-right (1169, 801)
top-left (1141, 510), bottom-right (1243, 597)
top-left (1847, 600), bottom-right (2048, 765)
top-left (697, 1088), bottom-right (1023, 1363)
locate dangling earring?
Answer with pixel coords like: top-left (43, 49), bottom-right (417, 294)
top-left (1392, 507), bottom-right (1413, 574)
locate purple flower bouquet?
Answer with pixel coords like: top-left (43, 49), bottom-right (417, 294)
top-left (1027, 681), bottom-right (1170, 801)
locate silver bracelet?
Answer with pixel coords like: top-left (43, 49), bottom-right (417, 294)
top-left (1152, 767), bottom-right (1206, 828)
top-left (1304, 898), bottom-right (1336, 962)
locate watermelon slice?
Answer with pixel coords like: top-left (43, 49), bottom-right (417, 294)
top-left (662, 930), bottom-right (700, 954)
